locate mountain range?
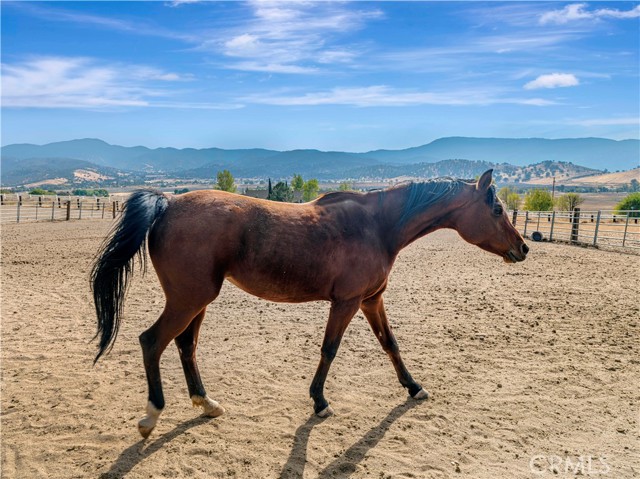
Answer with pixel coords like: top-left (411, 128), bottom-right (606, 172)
top-left (1, 137), bottom-right (638, 187)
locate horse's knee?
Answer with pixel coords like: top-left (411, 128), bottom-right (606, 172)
top-left (320, 344), bottom-right (338, 362)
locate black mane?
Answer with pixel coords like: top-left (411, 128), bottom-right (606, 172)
top-left (397, 178), bottom-right (466, 227)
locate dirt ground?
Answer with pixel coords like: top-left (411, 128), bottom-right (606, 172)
top-left (1, 219), bottom-right (638, 479)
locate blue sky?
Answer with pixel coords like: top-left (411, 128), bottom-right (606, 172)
top-left (2, 1), bottom-right (639, 151)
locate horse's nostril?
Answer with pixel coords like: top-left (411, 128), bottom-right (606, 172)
top-left (521, 243), bottom-right (529, 255)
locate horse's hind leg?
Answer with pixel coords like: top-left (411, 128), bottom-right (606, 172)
top-left (138, 302), bottom-right (204, 438)
top-left (360, 294), bottom-right (429, 400)
top-left (175, 308), bottom-right (224, 418)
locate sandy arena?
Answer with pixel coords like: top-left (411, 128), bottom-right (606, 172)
top-left (1, 219), bottom-right (638, 478)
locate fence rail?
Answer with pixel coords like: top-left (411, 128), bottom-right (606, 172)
top-left (0, 195), bottom-right (123, 224)
top-left (511, 208), bottom-right (640, 251)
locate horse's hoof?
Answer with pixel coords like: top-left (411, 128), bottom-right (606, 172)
top-left (204, 402), bottom-right (225, 418)
top-left (316, 405), bottom-right (334, 418)
top-left (138, 401), bottom-right (162, 439)
top-left (137, 420), bottom-right (155, 439)
top-left (192, 395), bottom-right (225, 418)
top-left (412, 388), bottom-right (429, 400)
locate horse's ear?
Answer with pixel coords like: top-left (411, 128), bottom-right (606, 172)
top-left (476, 169), bottom-right (493, 191)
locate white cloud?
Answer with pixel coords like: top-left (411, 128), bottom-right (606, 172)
top-left (243, 85), bottom-right (555, 107)
top-left (540, 3), bottom-right (640, 25)
top-left (167, 0), bottom-right (201, 7)
top-left (524, 73), bottom-right (580, 90)
top-left (208, 1), bottom-right (383, 73)
top-left (9, 2), bottom-right (196, 42)
top-left (1, 56), bottom-right (232, 109)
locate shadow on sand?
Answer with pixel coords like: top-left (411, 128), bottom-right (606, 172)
top-left (280, 398), bottom-right (421, 479)
top-left (102, 398), bottom-right (421, 479)
top-left (99, 415), bottom-right (213, 479)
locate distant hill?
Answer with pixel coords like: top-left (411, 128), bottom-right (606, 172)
top-left (0, 157), bottom-right (132, 187)
top-left (343, 159), bottom-right (601, 184)
top-left (1, 139), bottom-right (281, 173)
top-left (1, 137), bottom-right (637, 187)
top-left (553, 167), bottom-right (639, 187)
top-left (358, 137), bottom-right (639, 171)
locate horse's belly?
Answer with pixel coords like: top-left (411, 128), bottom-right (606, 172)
top-left (225, 274), bottom-right (327, 303)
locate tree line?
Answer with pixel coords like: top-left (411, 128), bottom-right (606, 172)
top-left (215, 170), bottom-right (351, 203)
top-left (498, 186), bottom-right (640, 217)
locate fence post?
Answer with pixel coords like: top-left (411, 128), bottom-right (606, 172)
top-left (512, 210), bottom-right (518, 226)
top-left (0, 194), bottom-right (4, 205)
top-left (16, 202), bottom-right (21, 223)
top-left (622, 211), bottom-right (631, 247)
top-left (593, 211), bottom-right (601, 246)
top-left (102, 202), bottom-right (106, 219)
top-left (549, 211), bottom-right (556, 241)
top-left (58, 197), bottom-right (61, 208)
top-left (79, 201), bottom-right (82, 220)
top-left (51, 200), bottom-right (55, 221)
top-left (112, 202), bottom-right (116, 219)
top-left (66, 201), bottom-right (71, 220)
top-left (18, 195), bottom-right (22, 206)
top-left (35, 202), bottom-right (39, 221)
top-left (523, 211), bottom-right (529, 237)
top-left (571, 208), bottom-right (581, 243)
top-left (536, 211), bottom-right (541, 231)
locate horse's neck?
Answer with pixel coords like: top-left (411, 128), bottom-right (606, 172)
top-left (381, 186), bottom-right (464, 253)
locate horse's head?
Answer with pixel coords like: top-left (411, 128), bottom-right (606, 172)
top-left (454, 170), bottom-right (528, 263)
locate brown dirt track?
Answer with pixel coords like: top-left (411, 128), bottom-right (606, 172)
top-left (1, 219), bottom-right (638, 479)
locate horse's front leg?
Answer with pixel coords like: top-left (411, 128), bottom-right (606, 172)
top-left (309, 299), bottom-right (361, 417)
top-left (360, 294), bottom-right (429, 400)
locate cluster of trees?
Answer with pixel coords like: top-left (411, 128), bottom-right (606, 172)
top-left (215, 170), bottom-right (322, 202)
top-left (499, 186), bottom-right (586, 212)
top-left (27, 188), bottom-right (109, 197)
top-left (267, 175), bottom-right (320, 202)
top-left (501, 186), bottom-right (640, 215)
top-left (616, 193), bottom-right (640, 217)
top-left (71, 188), bottom-right (109, 197)
top-left (28, 188), bottom-right (56, 196)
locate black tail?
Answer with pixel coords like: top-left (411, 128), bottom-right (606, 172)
top-left (91, 190), bottom-right (168, 363)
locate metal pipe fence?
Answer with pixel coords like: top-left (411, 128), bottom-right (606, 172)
top-left (0, 195), bottom-right (123, 224)
top-left (510, 208), bottom-right (640, 251)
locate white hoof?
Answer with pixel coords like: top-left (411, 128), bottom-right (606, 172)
top-left (191, 395), bottom-right (225, 418)
top-left (412, 388), bottom-right (429, 400)
top-left (138, 401), bottom-right (162, 439)
top-left (316, 405), bottom-right (334, 418)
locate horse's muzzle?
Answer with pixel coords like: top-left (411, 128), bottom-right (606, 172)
top-left (504, 243), bottom-right (528, 263)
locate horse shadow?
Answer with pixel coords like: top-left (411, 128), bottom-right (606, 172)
top-left (99, 415), bottom-right (214, 479)
top-left (102, 398), bottom-right (420, 479)
top-left (280, 398), bottom-right (421, 479)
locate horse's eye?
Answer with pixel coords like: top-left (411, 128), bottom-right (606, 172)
top-left (493, 205), bottom-right (503, 216)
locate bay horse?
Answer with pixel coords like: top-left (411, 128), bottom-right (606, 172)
top-left (91, 169), bottom-right (528, 438)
